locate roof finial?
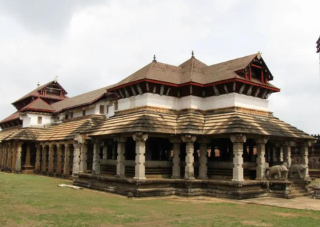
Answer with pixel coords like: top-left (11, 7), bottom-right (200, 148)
top-left (257, 51), bottom-right (262, 59)
top-left (54, 75), bottom-right (58, 83)
top-left (191, 50), bottom-right (194, 58)
top-left (37, 82), bottom-right (40, 87)
top-left (153, 55), bottom-right (157, 62)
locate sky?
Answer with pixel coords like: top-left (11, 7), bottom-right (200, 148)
top-left (0, 0), bottom-right (319, 134)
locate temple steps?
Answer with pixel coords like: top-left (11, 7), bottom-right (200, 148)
top-left (289, 182), bottom-right (313, 198)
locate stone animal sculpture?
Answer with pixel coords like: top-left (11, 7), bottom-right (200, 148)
top-left (289, 164), bottom-right (307, 179)
top-left (265, 165), bottom-right (288, 180)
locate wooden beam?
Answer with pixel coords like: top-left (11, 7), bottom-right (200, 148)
top-left (251, 64), bottom-right (262, 69)
top-left (239, 84), bottom-right (246, 94)
top-left (166, 87), bottom-right (171, 96)
top-left (136, 84), bottom-right (143, 95)
top-left (249, 66), bottom-right (252, 80)
top-left (213, 85), bottom-right (219, 96)
top-left (160, 85), bottom-right (164, 96)
top-left (130, 86), bottom-right (136, 96)
top-left (261, 70), bottom-right (264, 83)
top-left (223, 85), bottom-right (228, 94)
top-left (254, 87), bottom-right (260, 97)
top-left (247, 85), bottom-right (253, 96)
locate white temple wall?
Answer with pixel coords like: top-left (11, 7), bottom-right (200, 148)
top-left (117, 93), bottom-right (269, 112)
top-left (21, 114), bottom-right (53, 128)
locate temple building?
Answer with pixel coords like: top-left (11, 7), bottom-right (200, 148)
top-left (0, 52), bottom-right (316, 199)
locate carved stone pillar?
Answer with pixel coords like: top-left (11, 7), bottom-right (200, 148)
top-left (11, 143), bottom-right (16, 171)
top-left (63, 144), bottom-right (71, 176)
top-left (133, 133), bottom-right (148, 180)
top-left (42, 145), bottom-right (48, 172)
top-left (198, 137), bottom-right (211, 180)
top-left (255, 137), bottom-right (268, 180)
top-left (48, 144), bottom-right (55, 174)
top-left (35, 144), bottom-right (41, 171)
top-left (300, 141), bottom-right (311, 179)
top-left (182, 135), bottom-right (196, 180)
top-left (115, 136), bottom-right (127, 177)
top-left (169, 137), bottom-right (182, 179)
top-left (56, 144), bottom-right (62, 174)
top-left (79, 142), bottom-right (87, 173)
top-left (103, 144), bottom-right (108, 160)
top-left (284, 141), bottom-right (294, 168)
top-left (230, 134), bottom-right (246, 181)
top-left (24, 144), bottom-right (31, 167)
top-left (72, 142), bottom-right (81, 176)
top-left (15, 142), bottom-right (23, 172)
top-left (92, 140), bottom-right (101, 175)
top-left (272, 146), bottom-right (277, 162)
top-left (6, 143), bottom-right (12, 170)
top-left (0, 144), bottom-right (3, 168)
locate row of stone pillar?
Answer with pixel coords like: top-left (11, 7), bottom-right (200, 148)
top-left (34, 143), bottom-right (73, 176)
top-left (0, 141), bottom-right (24, 172)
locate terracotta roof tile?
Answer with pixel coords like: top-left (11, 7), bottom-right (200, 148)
top-left (51, 86), bottom-right (110, 112)
top-left (21, 98), bottom-right (55, 112)
top-left (0, 112), bottom-right (20, 124)
top-left (108, 53), bottom-right (276, 89)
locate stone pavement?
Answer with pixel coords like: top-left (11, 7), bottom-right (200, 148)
top-left (238, 196), bottom-right (320, 211)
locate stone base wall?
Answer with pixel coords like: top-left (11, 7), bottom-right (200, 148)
top-left (74, 173), bottom-right (268, 200)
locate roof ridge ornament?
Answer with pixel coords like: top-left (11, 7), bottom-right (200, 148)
top-left (37, 82), bottom-right (40, 87)
top-left (191, 50), bottom-right (194, 58)
top-left (153, 55), bottom-right (157, 62)
top-left (257, 51), bottom-right (262, 59)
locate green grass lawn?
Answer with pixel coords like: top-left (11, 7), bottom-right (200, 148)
top-left (0, 172), bottom-right (319, 227)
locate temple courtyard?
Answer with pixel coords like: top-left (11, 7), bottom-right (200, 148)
top-left (0, 172), bottom-right (319, 227)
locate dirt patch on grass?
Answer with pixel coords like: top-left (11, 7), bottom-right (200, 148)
top-left (241, 220), bottom-right (272, 226)
top-left (272, 212), bottom-right (300, 217)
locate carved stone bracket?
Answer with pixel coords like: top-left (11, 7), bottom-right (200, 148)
top-left (230, 134), bottom-right (246, 143)
top-left (254, 136), bottom-right (268, 144)
top-left (133, 133), bottom-right (148, 142)
top-left (181, 135), bottom-right (196, 143)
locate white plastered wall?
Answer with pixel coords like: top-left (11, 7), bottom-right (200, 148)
top-left (117, 93), bottom-right (268, 112)
top-left (21, 113), bottom-right (53, 128)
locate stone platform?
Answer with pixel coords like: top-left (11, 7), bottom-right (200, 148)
top-left (74, 173), bottom-right (268, 199)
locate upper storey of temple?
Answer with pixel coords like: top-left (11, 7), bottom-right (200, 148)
top-left (12, 80), bottom-right (68, 111)
top-left (107, 52), bottom-right (279, 100)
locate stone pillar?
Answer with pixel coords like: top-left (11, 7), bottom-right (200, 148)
top-left (112, 144), bottom-right (116, 160)
top-left (103, 144), bottom-right (108, 160)
top-left (300, 141), bottom-right (311, 179)
top-left (230, 134), bottom-right (246, 181)
top-left (133, 133), bottom-right (148, 180)
top-left (169, 137), bottom-right (182, 179)
top-left (279, 146), bottom-right (284, 162)
top-left (42, 145), bottom-right (48, 172)
top-left (24, 144), bottom-right (31, 167)
top-left (6, 143), bottom-right (12, 170)
top-left (63, 144), bottom-right (71, 176)
top-left (48, 144), bottom-right (55, 174)
top-left (92, 140), bottom-right (101, 175)
top-left (56, 144), bottom-right (62, 175)
top-left (11, 143), bottom-right (16, 171)
top-left (79, 142), bottom-right (87, 173)
top-left (284, 141), bottom-right (294, 168)
top-left (182, 135), bottom-right (196, 180)
top-left (15, 143), bottom-right (23, 172)
top-left (35, 144), bottom-right (41, 171)
top-left (115, 136), bottom-right (127, 177)
top-left (272, 146), bottom-right (277, 162)
top-left (72, 142), bottom-right (81, 176)
top-left (0, 144), bottom-right (3, 169)
top-left (255, 137), bottom-right (268, 180)
top-left (198, 137), bottom-right (211, 180)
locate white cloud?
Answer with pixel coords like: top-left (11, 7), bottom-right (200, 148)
top-left (0, 0), bottom-right (319, 134)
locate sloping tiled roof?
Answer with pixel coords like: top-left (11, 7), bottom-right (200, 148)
top-left (109, 53), bottom-right (273, 90)
top-left (0, 112), bottom-right (20, 124)
top-left (12, 81), bottom-right (67, 104)
top-left (0, 127), bottom-right (20, 141)
top-left (51, 86), bottom-right (109, 112)
top-left (2, 127), bottom-right (44, 141)
top-left (37, 115), bottom-right (105, 141)
top-left (89, 107), bottom-right (313, 140)
top-left (21, 98), bottom-right (55, 112)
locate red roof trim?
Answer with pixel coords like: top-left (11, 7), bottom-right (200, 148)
top-left (109, 77), bottom-right (280, 93)
top-left (21, 108), bottom-right (55, 113)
